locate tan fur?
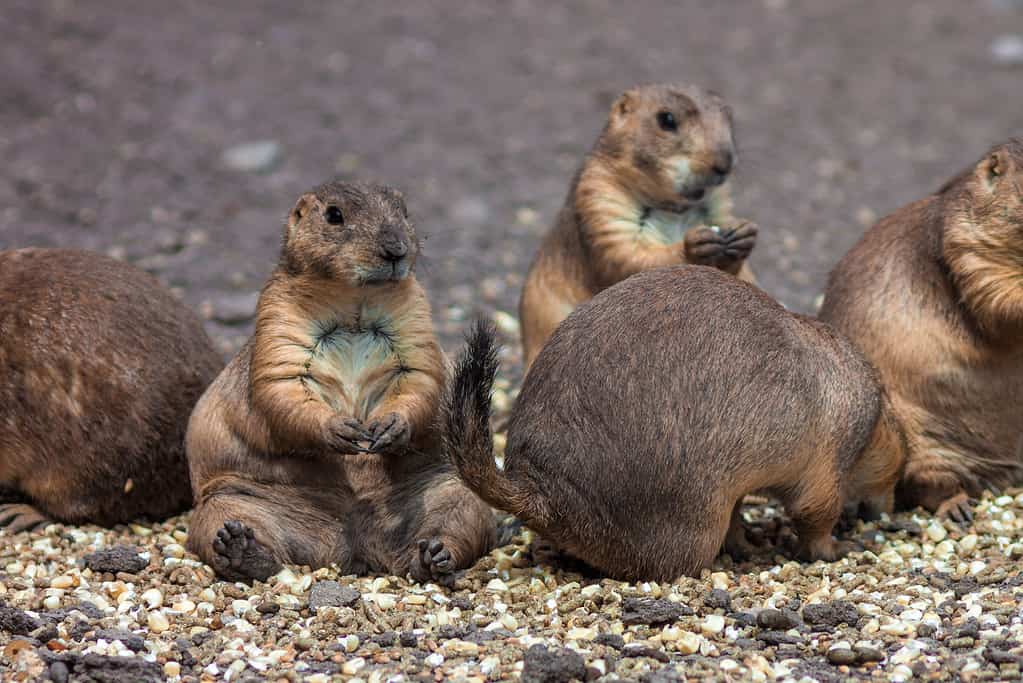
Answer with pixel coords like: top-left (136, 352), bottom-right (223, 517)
top-left (186, 181), bottom-right (494, 583)
top-left (820, 140), bottom-right (1023, 519)
top-left (519, 83), bottom-right (758, 368)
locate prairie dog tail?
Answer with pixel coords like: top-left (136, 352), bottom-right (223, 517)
top-left (444, 320), bottom-right (541, 523)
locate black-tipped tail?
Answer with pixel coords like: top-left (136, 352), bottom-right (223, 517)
top-left (444, 319), bottom-right (535, 520)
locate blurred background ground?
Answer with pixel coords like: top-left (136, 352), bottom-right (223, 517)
top-left (3, 0), bottom-right (1023, 376)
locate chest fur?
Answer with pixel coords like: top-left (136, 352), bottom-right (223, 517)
top-left (303, 308), bottom-right (405, 416)
top-left (637, 206), bottom-right (712, 245)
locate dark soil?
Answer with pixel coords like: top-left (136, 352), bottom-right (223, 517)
top-left (3, 1), bottom-right (1022, 374)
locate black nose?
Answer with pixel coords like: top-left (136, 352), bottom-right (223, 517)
top-left (379, 236), bottom-right (408, 261)
top-left (712, 149), bottom-right (734, 177)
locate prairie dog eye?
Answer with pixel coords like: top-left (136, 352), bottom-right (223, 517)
top-left (656, 111), bottom-right (678, 132)
top-left (324, 206), bottom-right (344, 225)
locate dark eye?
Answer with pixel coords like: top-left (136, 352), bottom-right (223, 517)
top-left (324, 206), bottom-right (344, 225)
top-left (656, 111), bottom-right (678, 132)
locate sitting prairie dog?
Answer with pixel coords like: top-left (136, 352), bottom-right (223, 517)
top-left (820, 140), bottom-right (1023, 522)
top-left (0, 248), bottom-right (221, 530)
top-left (447, 267), bottom-right (903, 581)
top-left (186, 181), bottom-right (495, 584)
top-left (518, 83), bottom-right (758, 368)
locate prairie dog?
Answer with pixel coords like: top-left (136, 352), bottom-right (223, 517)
top-left (448, 267), bottom-right (902, 581)
top-left (519, 83), bottom-right (758, 367)
top-left (820, 140), bottom-right (1023, 521)
top-left (0, 248), bottom-right (220, 530)
top-left (186, 181), bottom-right (494, 584)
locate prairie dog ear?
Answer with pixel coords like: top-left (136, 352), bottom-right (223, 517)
top-left (984, 148), bottom-right (1011, 182)
top-left (287, 193), bottom-right (319, 239)
top-left (609, 89), bottom-right (639, 126)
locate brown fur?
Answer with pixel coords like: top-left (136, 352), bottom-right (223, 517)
top-left (0, 248), bottom-right (221, 529)
top-left (519, 83), bottom-right (758, 368)
top-left (819, 140), bottom-right (1023, 519)
top-left (186, 181), bottom-right (494, 584)
top-left (449, 267), bottom-right (901, 581)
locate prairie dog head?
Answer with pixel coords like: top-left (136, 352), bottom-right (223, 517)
top-left (598, 83), bottom-right (736, 211)
top-left (942, 139), bottom-right (1023, 328)
top-left (282, 181), bottom-right (419, 285)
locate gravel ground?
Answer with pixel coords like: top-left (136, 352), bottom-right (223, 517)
top-left (3, 1), bottom-right (1023, 681)
top-left (3, 484), bottom-right (1023, 682)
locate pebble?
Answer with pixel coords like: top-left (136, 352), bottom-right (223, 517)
top-left (205, 292), bottom-right (259, 326)
top-left (701, 614), bottom-right (725, 635)
top-left (827, 647), bottom-right (858, 665)
top-left (926, 521), bottom-right (947, 542)
top-left (142, 588), bottom-right (164, 608)
top-left (308, 580), bottom-right (361, 611)
top-left (991, 35), bottom-right (1023, 66)
top-left (221, 140), bottom-right (283, 173)
top-left (757, 608), bottom-right (800, 630)
top-left (147, 610), bottom-right (170, 633)
top-left (342, 657), bottom-right (367, 675)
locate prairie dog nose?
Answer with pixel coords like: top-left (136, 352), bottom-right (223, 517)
top-left (379, 226), bottom-right (409, 261)
top-left (711, 148), bottom-right (734, 177)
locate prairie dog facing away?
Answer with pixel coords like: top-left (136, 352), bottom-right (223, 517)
top-left (186, 180), bottom-right (494, 584)
top-left (0, 248), bottom-right (221, 530)
top-left (820, 140), bottom-right (1023, 521)
top-left (518, 83), bottom-right (758, 368)
top-left (447, 267), bottom-right (903, 581)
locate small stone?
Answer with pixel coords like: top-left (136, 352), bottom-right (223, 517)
top-left (701, 614), bottom-right (725, 635)
top-left (50, 575), bottom-right (74, 589)
top-left (450, 197), bottom-right (490, 225)
top-left (521, 644), bottom-right (586, 683)
top-left (855, 645), bottom-right (885, 663)
top-left (757, 630), bottom-right (803, 646)
top-left (442, 639), bottom-right (480, 657)
top-left (827, 648), bottom-right (858, 665)
top-left (222, 140), bottom-right (283, 173)
top-left (803, 601), bottom-right (858, 628)
top-left (757, 608), bottom-right (800, 630)
top-left (0, 605), bottom-right (42, 635)
top-left (164, 661), bottom-right (181, 677)
top-left (925, 521), bottom-right (947, 542)
top-left (148, 611), bottom-right (170, 633)
top-left (206, 292), bottom-right (259, 326)
top-left (83, 546), bottom-right (147, 574)
top-left (705, 588), bottom-right (732, 610)
top-left (991, 35), bottom-right (1023, 66)
top-left (621, 597), bottom-right (693, 625)
top-left (594, 633), bottom-right (625, 650)
top-left (948, 636), bottom-right (975, 649)
top-left (49, 661), bottom-right (69, 683)
top-left (141, 588), bottom-right (164, 609)
top-left (308, 581), bottom-right (361, 611)
top-left (95, 629), bottom-right (145, 652)
top-left (675, 631), bottom-right (702, 655)
top-left (341, 657), bottom-right (366, 675)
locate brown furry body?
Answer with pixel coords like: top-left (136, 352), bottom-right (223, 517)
top-left (519, 84), bottom-right (758, 368)
top-left (0, 248), bottom-right (220, 529)
top-left (820, 140), bottom-right (1023, 520)
top-left (186, 181), bottom-right (494, 583)
top-left (449, 267), bottom-right (902, 581)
